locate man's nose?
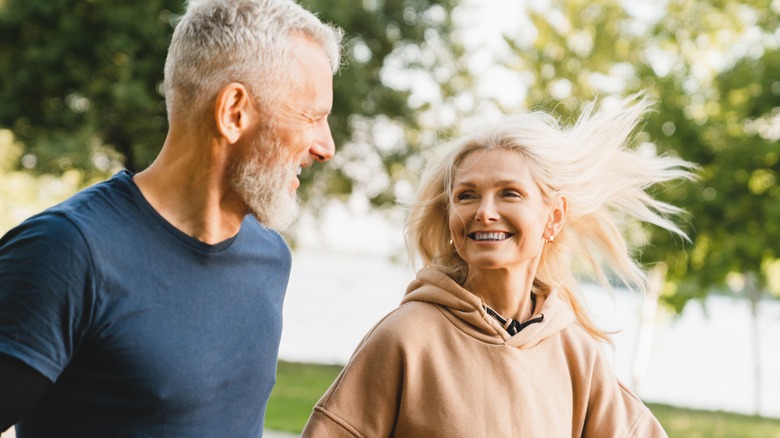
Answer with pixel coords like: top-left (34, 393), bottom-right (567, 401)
top-left (310, 121), bottom-right (335, 162)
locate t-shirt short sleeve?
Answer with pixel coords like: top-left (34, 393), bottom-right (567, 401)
top-left (0, 213), bottom-right (94, 382)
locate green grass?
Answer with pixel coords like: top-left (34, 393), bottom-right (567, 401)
top-left (648, 403), bottom-right (780, 438)
top-left (265, 360), bottom-right (343, 433)
top-left (267, 360), bottom-right (780, 437)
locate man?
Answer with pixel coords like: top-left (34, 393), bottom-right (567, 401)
top-left (0, 0), bottom-right (342, 435)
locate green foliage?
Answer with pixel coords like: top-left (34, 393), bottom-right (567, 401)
top-left (0, 0), bottom-right (460, 210)
top-left (640, 1), bottom-right (780, 308)
top-left (640, 5), bottom-right (780, 307)
top-left (0, 130), bottom-right (88, 234)
top-left (505, 0), bottom-right (646, 117)
top-left (503, 0), bottom-right (780, 310)
top-left (0, 0), bottom-right (179, 176)
top-left (298, 0), bottom-right (462, 209)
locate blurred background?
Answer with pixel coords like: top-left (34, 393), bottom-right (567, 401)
top-left (1, 0), bottom-right (778, 431)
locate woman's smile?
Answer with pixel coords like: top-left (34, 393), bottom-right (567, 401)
top-left (449, 149), bottom-right (556, 272)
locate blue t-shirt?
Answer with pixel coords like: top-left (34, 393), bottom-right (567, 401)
top-left (0, 170), bottom-right (292, 437)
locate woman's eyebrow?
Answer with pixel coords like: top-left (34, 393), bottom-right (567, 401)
top-left (496, 179), bottom-right (524, 186)
top-left (453, 179), bottom-right (526, 187)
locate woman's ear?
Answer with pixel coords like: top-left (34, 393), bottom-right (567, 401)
top-left (214, 82), bottom-right (254, 144)
top-left (548, 195), bottom-right (568, 238)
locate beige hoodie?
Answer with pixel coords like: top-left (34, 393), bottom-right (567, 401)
top-left (302, 269), bottom-right (666, 438)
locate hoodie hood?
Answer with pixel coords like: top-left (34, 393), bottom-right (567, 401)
top-left (401, 268), bottom-right (575, 349)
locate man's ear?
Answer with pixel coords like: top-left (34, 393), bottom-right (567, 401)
top-left (214, 82), bottom-right (254, 144)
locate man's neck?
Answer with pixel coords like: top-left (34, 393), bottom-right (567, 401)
top-left (133, 132), bottom-right (247, 245)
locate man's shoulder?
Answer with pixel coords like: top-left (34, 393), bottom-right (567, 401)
top-left (0, 171), bottom-right (140, 256)
top-left (50, 170), bottom-right (134, 214)
top-left (9, 171), bottom-right (133, 240)
top-left (239, 215), bottom-right (291, 255)
top-left (0, 209), bottom-right (89, 267)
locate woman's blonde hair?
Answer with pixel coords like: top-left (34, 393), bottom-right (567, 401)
top-left (404, 95), bottom-right (696, 342)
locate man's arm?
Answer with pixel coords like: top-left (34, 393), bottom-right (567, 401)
top-left (0, 352), bottom-right (52, 431)
top-left (0, 214), bottom-right (92, 432)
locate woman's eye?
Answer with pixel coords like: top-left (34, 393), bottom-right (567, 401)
top-left (503, 190), bottom-right (522, 198)
top-left (456, 192), bottom-right (475, 201)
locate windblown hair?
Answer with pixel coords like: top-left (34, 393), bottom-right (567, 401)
top-left (164, 0), bottom-right (343, 121)
top-left (405, 95), bottom-right (697, 342)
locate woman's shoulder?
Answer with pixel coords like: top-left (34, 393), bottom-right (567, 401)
top-left (350, 300), bottom-right (449, 355)
top-left (370, 300), bottom-right (444, 335)
top-left (555, 322), bottom-right (608, 361)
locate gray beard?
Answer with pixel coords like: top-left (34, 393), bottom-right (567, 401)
top-left (230, 136), bottom-right (300, 231)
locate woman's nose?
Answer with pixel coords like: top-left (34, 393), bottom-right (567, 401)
top-left (474, 197), bottom-right (499, 222)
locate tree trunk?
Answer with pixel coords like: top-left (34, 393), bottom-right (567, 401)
top-left (111, 134), bottom-right (136, 173)
top-left (745, 272), bottom-right (763, 416)
top-left (631, 263), bottom-right (666, 395)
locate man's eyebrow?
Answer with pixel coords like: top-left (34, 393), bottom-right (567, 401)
top-left (309, 108), bottom-right (331, 118)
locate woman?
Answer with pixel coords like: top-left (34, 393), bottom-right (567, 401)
top-left (302, 96), bottom-right (694, 437)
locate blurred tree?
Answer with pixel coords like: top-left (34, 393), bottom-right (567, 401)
top-left (0, 0), bottom-right (178, 177)
top-left (0, 0), bottom-right (463, 208)
top-left (0, 129), bottom-right (88, 233)
top-left (638, 0), bottom-right (780, 308)
top-left (297, 0), bottom-right (465, 210)
top-left (502, 1), bottom-right (778, 412)
top-left (500, 0), bottom-right (780, 311)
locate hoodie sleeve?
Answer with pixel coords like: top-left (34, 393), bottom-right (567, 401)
top-left (302, 315), bottom-right (405, 438)
top-left (581, 350), bottom-right (668, 438)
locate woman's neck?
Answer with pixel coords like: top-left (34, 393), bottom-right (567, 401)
top-left (464, 267), bottom-right (537, 322)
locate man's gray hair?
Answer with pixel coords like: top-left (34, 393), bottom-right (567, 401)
top-left (164, 0), bottom-right (343, 121)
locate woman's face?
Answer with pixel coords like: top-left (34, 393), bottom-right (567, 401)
top-left (448, 149), bottom-right (563, 275)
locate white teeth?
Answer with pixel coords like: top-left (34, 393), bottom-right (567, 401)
top-left (473, 232), bottom-right (508, 241)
